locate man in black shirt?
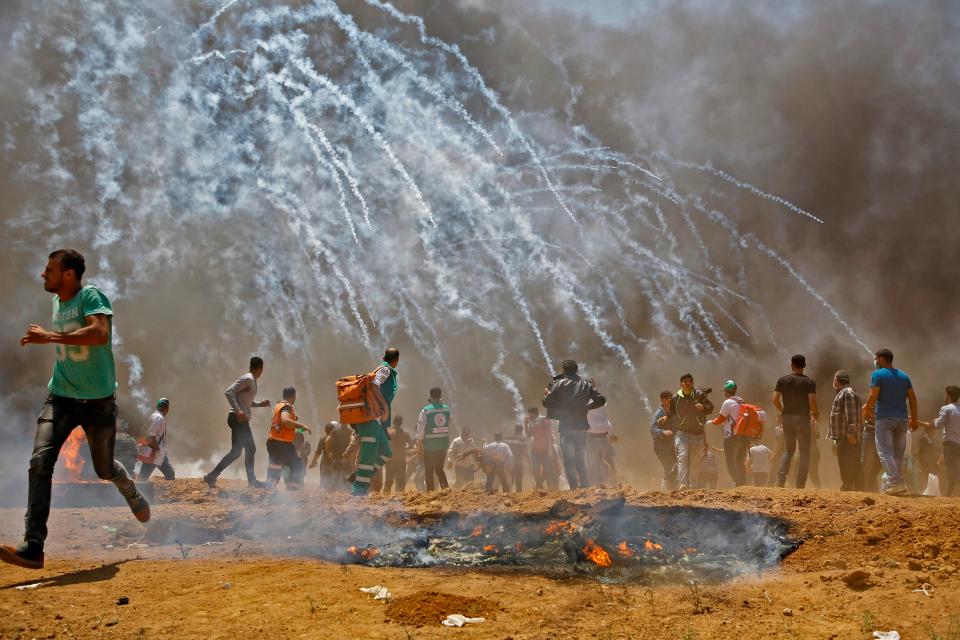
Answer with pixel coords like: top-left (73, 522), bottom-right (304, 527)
top-left (773, 354), bottom-right (819, 488)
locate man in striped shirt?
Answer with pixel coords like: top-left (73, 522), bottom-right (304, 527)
top-left (829, 370), bottom-right (863, 491)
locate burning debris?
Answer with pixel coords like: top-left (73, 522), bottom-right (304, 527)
top-left (291, 502), bottom-right (800, 585)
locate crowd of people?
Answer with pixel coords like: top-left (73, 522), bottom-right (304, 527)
top-left (2, 248), bottom-right (958, 571)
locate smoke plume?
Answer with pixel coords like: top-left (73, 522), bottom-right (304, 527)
top-left (0, 0), bottom-right (957, 494)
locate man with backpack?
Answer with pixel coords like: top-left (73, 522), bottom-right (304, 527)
top-left (416, 387), bottom-right (451, 491)
top-left (542, 360), bottom-right (605, 490)
top-left (709, 380), bottom-right (754, 487)
top-left (265, 387), bottom-right (312, 490)
top-left (338, 348), bottom-right (399, 496)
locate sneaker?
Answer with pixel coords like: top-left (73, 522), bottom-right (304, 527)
top-left (125, 492), bottom-right (151, 523)
top-left (248, 480), bottom-right (266, 489)
top-left (884, 483), bottom-right (909, 496)
top-left (346, 471), bottom-right (357, 483)
top-left (202, 474), bottom-right (216, 488)
top-left (0, 543), bottom-right (44, 570)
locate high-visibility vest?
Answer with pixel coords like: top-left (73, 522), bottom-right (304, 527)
top-left (269, 401), bottom-right (299, 443)
top-left (421, 401), bottom-right (451, 451)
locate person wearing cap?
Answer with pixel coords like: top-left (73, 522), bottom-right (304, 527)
top-left (829, 370), bottom-right (864, 490)
top-left (266, 387), bottom-right (312, 490)
top-left (542, 359), bottom-right (606, 490)
top-left (136, 398), bottom-right (175, 481)
top-left (709, 381), bottom-right (749, 487)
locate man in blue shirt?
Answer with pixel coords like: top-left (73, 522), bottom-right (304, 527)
top-left (862, 348), bottom-right (918, 495)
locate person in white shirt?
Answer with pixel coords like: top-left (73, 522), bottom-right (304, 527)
top-left (586, 404), bottom-right (614, 485)
top-left (136, 398), bottom-right (175, 481)
top-left (748, 441), bottom-right (774, 486)
top-left (481, 433), bottom-right (513, 494)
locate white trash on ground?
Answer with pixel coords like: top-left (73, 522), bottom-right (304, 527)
top-left (14, 583), bottom-right (43, 591)
top-left (441, 614), bottom-right (486, 627)
top-left (359, 585), bottom-right (391, 600)
top-left (872, 631), bottom-right (900, 640)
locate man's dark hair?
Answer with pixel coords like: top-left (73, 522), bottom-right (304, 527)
top-left (659, 390), bottom-right (672, 399)
top-left (515, 424), bottom-right (523, 434)
top-left (680, 373), bottom-right (693, 383)
top-left (49, 249), bottom-right (86, 280)
top-left (526, 406), bottom-right (539, 415)
top-left (250, 356), bottom-right (264, 370)
top-left (875, 348), bottom-right (894, 364)
top-left (394, 415), bottom-right (404, 426)
top-left (493, 432), bottom-right (503, 442)
top-left (429, 387), bottom-right (442, 399)
top-left (282, 386), bottom-right (296, 399)
top-left (946, 386), bottom-right (960, 403)
top-left (561, 359), bottom-right (578, 375)
top-left (791, 354), bottom-right (806, 369)
top-left (384, 347), bottom-right (400, 364)
top-left (835, 370), bottom-right (851, 385)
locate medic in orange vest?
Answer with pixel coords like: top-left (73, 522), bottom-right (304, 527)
top-left (266, 387), bottom-right (313, 489)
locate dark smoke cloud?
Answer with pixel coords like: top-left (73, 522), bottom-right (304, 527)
top-left (0, 0), bottom-right (957, 496)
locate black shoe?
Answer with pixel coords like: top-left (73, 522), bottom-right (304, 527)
top-left (0, 542), bottom-right (44, 570)
top-left (125, 491), bottom-right (151, 523)
top-left (202, 474), bottom-right (216, 488)
top-left (248, 480), bottom-right (266, 489)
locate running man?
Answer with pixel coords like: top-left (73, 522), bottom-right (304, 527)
top-left (136, 398), bottom-right (175, 481)
top-left (265, 387), bottom-right (312, 490)
top-left (2, 249), bottom-right (149, 569)
top-left (352, 348), bottom-right (399, 495)
top-left (204, 357), bottom-right (270, 488)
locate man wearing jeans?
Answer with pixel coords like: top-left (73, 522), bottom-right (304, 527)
top-left (1, 249), bottom-right (150, 570)
top-left (543, 360), bottom-right (605, 490)
top-left (863, 348), bottom-right (918, 495)
top-left (670, 374), bottom-right (714, 490)
top-left (774, 354), bottom-right (818, 488)
top-left (710, 380), bottom-right (750, 487)
top-left (205, 357), bottom-right (271, 488)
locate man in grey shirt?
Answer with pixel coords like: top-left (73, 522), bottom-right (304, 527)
top-left (204, 356), bottom-right (270, 488)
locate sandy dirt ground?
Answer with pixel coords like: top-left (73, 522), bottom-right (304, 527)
top-left (1, 480), bottom-right (958, 639)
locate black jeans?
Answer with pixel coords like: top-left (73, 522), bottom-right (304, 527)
top-left (723, 435), bottom-right (750, 487)
top-left (423, 449), bottom-right (449, 491)
top-left (265, 439), bottom-right (301, 487)
top-left (559, 431), bottom-right (588, 489)
top-left (777, 415), bottom-right (811, 488)
top-left (943, 441), bottom-right (960, 497)
top-left (836, 438), bottom-right (864, 491)
top-left (27, 394), bottom-right (139, 550)
top-left (209, 412), bottom-right (259, 484)
top-left (138, 457), bottom-right (176, 481)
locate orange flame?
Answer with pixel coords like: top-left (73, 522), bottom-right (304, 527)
top-left (545, 521), bottom-right (577, 536)
top-left (583, 539), bottom-right (612, 567)
top-left (686, 547), bottom-right (697, 554)
top-left (482, 544), bottom-right (499, 554)
top-left (644, 540), bottom-right (663, 552)
top-left (347, 546), bottom-right (380, 560)
top-left (470, 525), bottom-right (484, 537)
top-left (56, 427), bottom-right (86, 482)
top-left (347, 546), bottom-right (359, 555)
top-left (618, 541), bottom-right (635, 558)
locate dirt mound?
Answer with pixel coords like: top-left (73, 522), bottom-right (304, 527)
top-left (385, 590), bottom-right (500, 627)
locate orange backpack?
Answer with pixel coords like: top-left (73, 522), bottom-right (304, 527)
top-left (734, 403), bottom-right (767, 438)
top-left (336, 368), bottom-right (385, 425)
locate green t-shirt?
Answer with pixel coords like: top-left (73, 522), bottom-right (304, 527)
top-left (47, 285), bottom-right (117, 400)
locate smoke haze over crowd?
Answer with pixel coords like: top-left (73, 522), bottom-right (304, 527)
top-left (1, 0), bottom-right (957, 493)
